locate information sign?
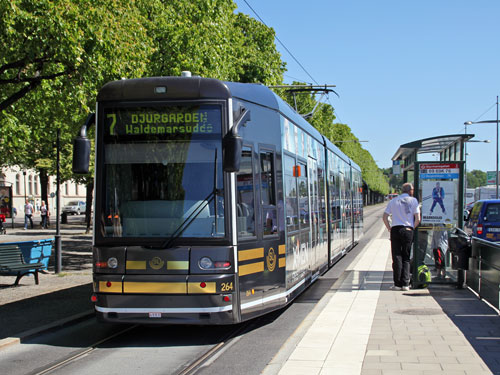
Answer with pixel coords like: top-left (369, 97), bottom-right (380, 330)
top-left (486, 171), bottom-right (499, 185)
top-left (419, 163), bottom-right (459, 179)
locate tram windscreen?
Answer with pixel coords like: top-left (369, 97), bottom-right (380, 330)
top-left (99, 104), bottom-right (224, 239)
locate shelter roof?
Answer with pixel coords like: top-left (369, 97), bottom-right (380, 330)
top-left (392, 134), bottom-right (474, 161)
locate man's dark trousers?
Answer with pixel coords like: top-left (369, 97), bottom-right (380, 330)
top-left (390, 226), bottom-right (414, 287)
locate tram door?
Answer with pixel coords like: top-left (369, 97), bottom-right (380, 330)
top-left (236, 146), bottom-right (283, 318)
top-left (308, 157), bottom-right (320, 271)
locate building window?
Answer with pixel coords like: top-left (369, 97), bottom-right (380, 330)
top-left (28, 175), bottom-right (33, 195)
top-left (75, 184), bottom-right (79, 195)
top-left (65, 183), bottom-right (69, 195)
top-left (16, 174), bottom-right (20, 195)
top-left (34, 176), bottom-right (39, 195)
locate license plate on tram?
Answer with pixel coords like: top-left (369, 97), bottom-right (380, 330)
top-left (149, 312), bottom-right (162, 318)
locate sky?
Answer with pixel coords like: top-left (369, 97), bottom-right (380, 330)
top-left (233, 0), bottom-right (500, 173)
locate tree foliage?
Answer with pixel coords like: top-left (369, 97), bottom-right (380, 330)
top-left (141, 0), bottom-right (284, 84)
top-left (382, 167), bottom-right (403, 193)
top-left (466, 169), bottom-right (487, 189)
top-left (277, 86), bottom-right (389, 195)
top-left (0, 0), bottom-right (285, 209)
top-left (1, 0), bottom-right (387, 204)
top-left (0, 0), bottom-right (152, 113)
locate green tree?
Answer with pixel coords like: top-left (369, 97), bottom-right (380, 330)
top-left (0, 0), bottom-right (152, 113)
top-left (1, 0), bottom-right (287, 219)
top-left (0, 0), bottom-right (152, 212)
top-left (142, 0), bottom-right (285, 84)
top-left (277, 86), bottom-right (389, 195)
top-left (466, 169), bottom-right (487, 188)
top-left (382, 168), bottom-right (404, 193)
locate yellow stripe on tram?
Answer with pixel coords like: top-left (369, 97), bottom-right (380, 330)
top-left (278, 244), bottom-right (286, 255)
top-left (188, 282), bottom-right (216, 294)
top-left (167, 261), bottom-right (189, 270)
top-left (238, 248), bottom-right (264, 261)
top-left (279, 257), bottom-right (286, 268)
top-left (123, 282), bottom-right (186, 294)
top-left (126, 260), bottom-right (147, 270)
top-left (239, 261), bottom-right (264, 276)
top-left (98, 281), bottom-right (122, 293)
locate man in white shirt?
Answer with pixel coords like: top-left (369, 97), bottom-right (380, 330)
top-left (382, 183), bottom-right (420, 291)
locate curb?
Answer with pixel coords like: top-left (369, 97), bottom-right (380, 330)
top-left (0, 309), bottom-right (95, 351)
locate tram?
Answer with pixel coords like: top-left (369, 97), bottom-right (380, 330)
top-left (73, 74), bottom-right (363, 324)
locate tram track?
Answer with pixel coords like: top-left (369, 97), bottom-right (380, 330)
top-left (30, 325), bottom-right (138, 375)
top-left (175, 320), bottom-right (254, 375)
top-left (177, 204), bottom-right (386, 375)
top-left (28, 204), bottom-right (385, 375)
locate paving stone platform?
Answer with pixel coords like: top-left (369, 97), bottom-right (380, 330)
top-left (264, 225), bottom-right (500, 375)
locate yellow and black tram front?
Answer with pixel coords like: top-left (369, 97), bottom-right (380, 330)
top-left (91, 78), bottom-right (241, 324)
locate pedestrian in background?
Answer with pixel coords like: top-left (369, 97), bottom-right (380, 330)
top-left (40, 200), bottom-right (49, 229)
top-left (24, 199), bottom-right (34, 230)
top-left (431, 224), bottom-right (448, 279)
top-left (382, 182), bottom-right (421, 291)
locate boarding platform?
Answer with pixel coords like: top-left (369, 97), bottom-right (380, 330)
top-left (263, 224), bottom-right (499, 375)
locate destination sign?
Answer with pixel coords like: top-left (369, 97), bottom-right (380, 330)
top-left (103, 105), bottom-right (221, 137)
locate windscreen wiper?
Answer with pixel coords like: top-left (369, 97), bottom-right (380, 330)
top-left (160, 149), bottom-right (220, 249)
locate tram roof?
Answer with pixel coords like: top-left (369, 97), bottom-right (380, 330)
top-left (223, 81), bottom-right (324, 142)
top-left (97, 76), bottom-right (357, 168)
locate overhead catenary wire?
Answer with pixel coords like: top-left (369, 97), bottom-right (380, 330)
top-left (473, 102), bottom-right (497, 122)
top-left (240, 1), bottom-right (344, 123)
top-left (460, 101), bottom-right (498, 133)
top-left (241, 0), bottom-right (319, 86)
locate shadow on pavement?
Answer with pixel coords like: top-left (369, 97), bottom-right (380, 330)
top-left (0, 283), bottom-right (94, 340)
top-left (430, 285), bottom-right (500, 374)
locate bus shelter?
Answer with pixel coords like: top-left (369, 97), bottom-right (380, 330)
top-left (392, 134), bottom-right (473, 288)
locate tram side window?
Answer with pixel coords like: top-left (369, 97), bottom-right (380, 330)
top-left (236, 147), bottom-right (255, 238)
top-left (298, 162), bottom-right (309, 228)
top-left (260, 150), bottom-right (278, 236)
top-left (318, 166), bottom-right (325, 225)
top-left (284, 155), bottom-right (299, 232)
top-left (328, 172), bottom-right (337, 221)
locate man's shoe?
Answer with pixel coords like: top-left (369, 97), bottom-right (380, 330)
top-left (402, 286), bottom-right (410, 291)
top-left (390, 286), bottom-right (402, 291)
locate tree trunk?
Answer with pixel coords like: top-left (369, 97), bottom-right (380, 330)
top-left (39, 168), bottom-right (50, 208)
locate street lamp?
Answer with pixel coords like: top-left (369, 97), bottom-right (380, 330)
top-left (464, 95), bottom-right (499, 199)
top-left (55, 127), bottom-right (61, 273)
top-left (463, 139), bottom-right (491, 189)
top-left (23, 171), bottom-right (26, 202)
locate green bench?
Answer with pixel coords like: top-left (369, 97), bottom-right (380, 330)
top-left (0, 244), bottom-right (44, 286)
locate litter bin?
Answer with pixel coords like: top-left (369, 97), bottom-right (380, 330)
top-left (61, 212), bottom-right (68, 224)
top-left (449, 228), bottom-right (471, 270)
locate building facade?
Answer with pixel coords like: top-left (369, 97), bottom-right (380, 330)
top-left (0, 166), bottom-right (88, 217)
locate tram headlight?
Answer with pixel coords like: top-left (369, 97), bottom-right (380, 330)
top-left (107, 257), bottom-right (118, 269)
top-left (199, 257), bottom-right (213, 270)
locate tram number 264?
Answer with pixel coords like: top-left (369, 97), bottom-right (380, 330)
top-left (220, 282), bottom-right (234, 292)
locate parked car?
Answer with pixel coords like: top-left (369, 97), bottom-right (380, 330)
top-left (464, 199), bottom-right (500, 242)
top-left (62, 200), bottom-right (86, 215)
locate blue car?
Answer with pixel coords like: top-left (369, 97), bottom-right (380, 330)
top-left (464, 199), bottom-right (500, 242)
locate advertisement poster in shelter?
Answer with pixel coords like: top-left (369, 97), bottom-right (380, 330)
top-left (421, 180), bottom-right (454, 224)
top-left (0, 186), bottom-right (13, 218)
